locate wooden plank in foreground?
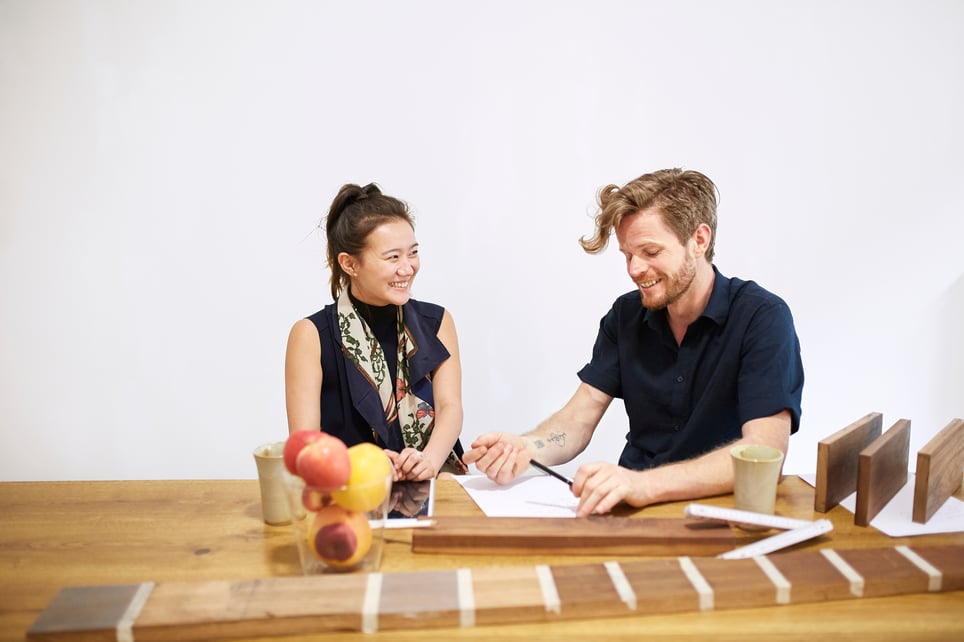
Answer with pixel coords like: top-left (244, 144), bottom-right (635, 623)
top-left (26, 544), bottom-right (964, 641)
top-left (410, 516), bottom-right (760, 555)
top-left (913, 418), bottom-right (964, 523)
top-left (855, 419), bottom-right (911, 527)
top-left (815, 412), bottom-right (883, 512)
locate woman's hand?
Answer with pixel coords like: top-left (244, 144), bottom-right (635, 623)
top-left (385, 448), bottom-right (437, 482)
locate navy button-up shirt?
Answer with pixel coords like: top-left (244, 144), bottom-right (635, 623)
top-left (577, 267), bottom-right (804, 470)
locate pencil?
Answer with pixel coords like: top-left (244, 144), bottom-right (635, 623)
top-left (529, 459), bottom-right (573, 487)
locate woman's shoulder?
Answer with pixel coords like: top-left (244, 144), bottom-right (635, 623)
top-left (300, 304), bottom-right (338, 337)
top-left (404, 298), bottom-right (448, 333)
top-left (405, 298), bottom-right (445, 318)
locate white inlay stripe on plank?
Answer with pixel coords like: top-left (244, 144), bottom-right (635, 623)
top-left (604, 561), bottom-right (637, 610)
top-left (361, 572), bottom-right (383, 634)
top-left (753, 556), bottom-right (791, 604)
top-left (678, 557), bottom-right (713, 611)
top-left (116, 582), bottom-right (155, 642)
top-left (535, 564), bottom-right (561, 614)
top-left (456, 568), bottom-right (476, 627)
top-left (895, 545), bottom-right (942, 592)
top-left (820, 549), bottom-right (864, 597)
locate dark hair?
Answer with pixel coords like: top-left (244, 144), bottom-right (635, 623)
top-left (580, 168), bottom-right (719, 261)
top-left (323, 183), bottom-right (415, 300)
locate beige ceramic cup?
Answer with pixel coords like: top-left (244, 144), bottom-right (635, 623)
top-left (253, 441), bottom-right (291, 525)
top-left (731, 444), bottom-right (784, 518)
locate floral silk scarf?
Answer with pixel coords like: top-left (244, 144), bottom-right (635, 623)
top-left (337, 292), bottom-right (466, 474)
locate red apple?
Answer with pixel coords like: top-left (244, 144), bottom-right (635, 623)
top-left (283, 430), bottom-right (324, 474)
top-left (295, 433), bottom-right (351, 491)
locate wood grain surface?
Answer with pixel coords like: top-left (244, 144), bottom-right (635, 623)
top-left (815, 412), bottom-right (883, 512)
top-left (2, 477), bottom-right (963, 642)
top-left (411, 514), bottom-right (762, 555)
top-left (25, 544), bottom-right (964, 641)
top-left (913, 418), bottom-right (964, 523)
top-left (855, 418), bottom-right (911, 526)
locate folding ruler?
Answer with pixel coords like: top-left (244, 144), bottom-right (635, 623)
top-left (685, 503), bottom-right (834, 560)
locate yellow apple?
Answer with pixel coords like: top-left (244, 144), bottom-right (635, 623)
top-left (330, 443), bottom-right (392, 512)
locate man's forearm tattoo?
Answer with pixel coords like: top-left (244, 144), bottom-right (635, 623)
top-left (532, 432), bottom-right (567, 451)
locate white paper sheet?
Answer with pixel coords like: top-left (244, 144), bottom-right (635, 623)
top-left (456, 472), bottom-right (964, 534)
top-left (798, 472), bottom-right (964, 537)
top-left (454, 474), bottom-right (579, 518)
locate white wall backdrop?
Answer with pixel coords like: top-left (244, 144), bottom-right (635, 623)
top-left (1, 0), bottom-right (962, 481)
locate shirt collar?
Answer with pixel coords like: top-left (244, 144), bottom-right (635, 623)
top-left (642, 264), bottom-right (730, 328)
top-left (701, 265), bottom-right (730, 325)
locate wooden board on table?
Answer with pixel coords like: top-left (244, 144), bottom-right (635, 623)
top-left (411, 516), bottom-right (762, 556)
top-left (914, 418), bottom-right (964, 524)
top-left (815, 412), bottom-right (883, 512)
top-left (855, 418), bottom-right (911, 527)
top-left (26, 544), bottom-right (964, 641)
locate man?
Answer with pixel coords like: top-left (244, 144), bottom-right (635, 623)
top-left (463, 168), bottom-right (804, 517)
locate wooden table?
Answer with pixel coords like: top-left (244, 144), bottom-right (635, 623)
top-left (1, 476), bottom-right (962, 641)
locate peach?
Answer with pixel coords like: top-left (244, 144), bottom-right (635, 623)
top-left (295, 433), bottom-right (351, 492)
top-left (330, 443), bottom-right (392, 512)
top-left (307, 505), bottom-right (372, 567)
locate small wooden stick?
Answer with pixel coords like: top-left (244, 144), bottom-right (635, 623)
top-left (913, 418), bottom-right (964, 524)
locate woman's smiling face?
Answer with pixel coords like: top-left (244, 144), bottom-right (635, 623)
top-left (344, 219), bottom-right (419, 307)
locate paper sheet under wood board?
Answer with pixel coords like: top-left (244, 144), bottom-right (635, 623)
top-left (800, 473), bottom-right (964, 536)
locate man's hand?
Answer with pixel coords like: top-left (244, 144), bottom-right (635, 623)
top-left (462, 432), bottom-right (532, 484)
top-left (571, 462), bottom-right (651, 517)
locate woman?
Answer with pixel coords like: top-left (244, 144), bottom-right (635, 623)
top-left (285, 183), bottom-right (466, 481)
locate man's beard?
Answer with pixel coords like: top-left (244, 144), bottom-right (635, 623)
top-left (639, 252), bottom-right (697, 311)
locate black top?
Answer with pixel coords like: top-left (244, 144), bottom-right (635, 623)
top-left (348, 290), bottom-right (400, 387)
top-left (307, 296), bottom-right (463, 459)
